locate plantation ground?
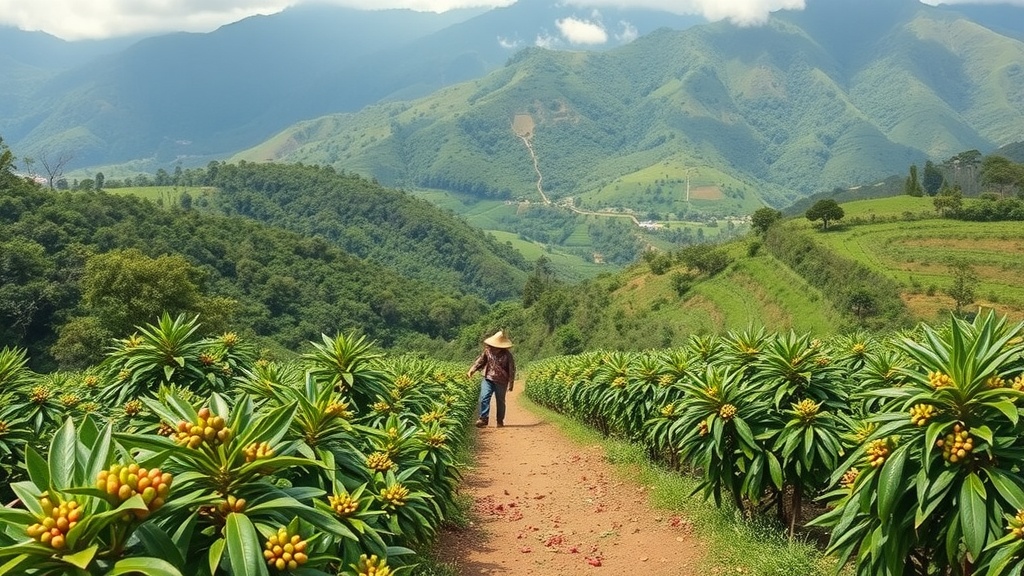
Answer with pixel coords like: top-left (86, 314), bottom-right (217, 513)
top-left (436, 386), bottom-right (702, 574)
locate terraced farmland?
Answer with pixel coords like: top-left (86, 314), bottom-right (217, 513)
top-left (814, 218), bottom-right (1024, 321)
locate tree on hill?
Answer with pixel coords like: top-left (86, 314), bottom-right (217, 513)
top-left (933, 186), bottom-right (963, 217)
top-left (981, 156), bottom-right (1024, 197)
top-left (750, 207), bottom-right (783, 235)
top-left (904, 164), bottom-right (923, 197)
top-left (922, 160), bottom-right (944, 196)
top-left (805, 199), bottom-right (844, 231)
top-left (947, 258), bottom-right (978, 318)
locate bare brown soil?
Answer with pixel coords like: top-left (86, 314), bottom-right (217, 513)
top-left (688, 186), bottom-right (724, 201)
top-left (436, 387), bottom-right (702, 575)
top-left (901, 293), bottom-right (1024, 322)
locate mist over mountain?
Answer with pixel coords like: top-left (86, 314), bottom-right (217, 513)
top-left (0, 1), bottom-right (703, 170)
top-left (235, 0), bottom-right (1024, 207)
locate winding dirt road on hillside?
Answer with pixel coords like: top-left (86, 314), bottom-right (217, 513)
top-left (436, 386), bottom-right (702, 575)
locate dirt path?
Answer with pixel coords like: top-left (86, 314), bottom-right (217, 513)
top-left (436, 386), bottom-right (702, 574)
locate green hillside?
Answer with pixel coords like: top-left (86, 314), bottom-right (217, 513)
top-left (237, 1), bottom-right (1024, 219)
top-left (469, 193), bottom-right (1024, 360)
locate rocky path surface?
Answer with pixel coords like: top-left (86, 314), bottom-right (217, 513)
top-left (436, 386), bottom-right (702, 575)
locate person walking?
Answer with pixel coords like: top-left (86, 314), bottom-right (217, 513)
top-left (467, 330), bottom-right (516, 428)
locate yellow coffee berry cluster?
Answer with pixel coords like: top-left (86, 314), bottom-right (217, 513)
top-left (865, 438), bottom-right (891, 468)
top-left (393, 375), bottom-right (415, 392)
top-left (97, 463), bottom-right (172, 518)
top-left (719, 404), bottom-right (738, 420)
top-left (937, 423), bottom-right (973, 464)
top-left (610, 376), bottom-right (627, 389)
top-left (1007, 510), bottom-right (1024, 539)
top-left (325, 400), bottom-right (353, 419)
top-left (986, 375), bottom-right (1006, 389)
top-left (26, 496), bottom-right (80, 550)
top-left (660, 403), bottom-right (676, 418)
top-left (658, 374), bottom-right (675, 387)
top-left (928, 371), bottom-right (953, 389)
top-left (0, 420), bottom-right (8, 435)
top-left (371, 401), bottom-right (391, 414)
top-left (30, 386), bottom-right (50, 404)
top-left (172, 407), bottom-right (231, 449)
top-left (199, 352), bottom-right (218, 367)
top-left (793, 399), bottom-right (820, 421)
top-left (124, 399), bottom-right (143, 417)
top-left (840, 468), bottom-right (860, 489)
top-left (423, 432), bottom-right (447, 448)
top-left (263, 527), bottom-right (309, 572)
top-left (1012, 375), bottom-right (1024, 391)
top-left (419, 409), bottom-right (445, 424)
top-left (851, 342), bottom-right (867, 355)
top-left (366, 452), bottom-right (395, 473)
top-left (60, 393), bottom-right (81, 408)
top-left (704, 386), bottom-right (719, 398)
top-left (244, 441), bottom-right (275, 462)
top-left (378, 484), bottom-right (409, 509)
top-left (328, 493), bottom-right (359, 517)
top-left (354, 554), bottom-right (392, 576)
top-left (82, 375), bottom-right (100, 389)
top-left (697, 420), bottom-right (709, 437)
top-left (218, 494), bottom-right (247, 514)
top-left (221, 332), bottom-right (239, 347)
top-left (909, 404), bottom-right (936, 426)
top-left (815, 356), bottom-right (832, 367)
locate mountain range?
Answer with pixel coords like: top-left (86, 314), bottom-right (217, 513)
top-left (2, 0), bottom-right (1023, 210)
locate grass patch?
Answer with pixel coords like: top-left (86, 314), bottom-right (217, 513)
top-left (519, 396), bottom-right (844, 576)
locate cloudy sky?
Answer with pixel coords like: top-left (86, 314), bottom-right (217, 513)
top-left (0, 0), bottom-right (1020, 40)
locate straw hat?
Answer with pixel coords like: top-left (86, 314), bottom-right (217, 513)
top-left (483, 330), bottom-right (513, 349)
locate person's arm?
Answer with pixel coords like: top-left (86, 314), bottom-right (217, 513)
top-left (467, 353), bottom-right (486, 378)
top-left (507, 355), bottom-right (517, 391)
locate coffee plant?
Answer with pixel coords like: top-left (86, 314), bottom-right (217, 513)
top-left (525, 311), bottom-right (1024, 575)
top-left (0, 316), bottom-right (478, 575)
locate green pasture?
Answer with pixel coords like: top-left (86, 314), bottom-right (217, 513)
top-left (105, 186), bottom-right (216, 205)
top-left (486, 230), bottom-right (606, 281)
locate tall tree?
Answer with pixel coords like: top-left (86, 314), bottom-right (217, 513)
top-left (947, 258), bottom-right (978, 318)
top-left (981, 156), bottom-right (1024, 197)
top-left (922, 160), bottom-right (944, 196)
top-left (38, 149), bottom-right (73, 190)
top-left (750, 207), bottom-right (783, 236)
top-left (904, 164), bottom-right (923, 197)
top-left (805, 199), bottom-right (845, 231)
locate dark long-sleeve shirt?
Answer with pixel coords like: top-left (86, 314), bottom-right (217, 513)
top-left (469, 347), bottom-right (516, 386)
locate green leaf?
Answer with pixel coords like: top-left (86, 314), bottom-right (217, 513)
top-left (989, 400), bottom-right (1020, 426)
top-left (877, 444), bottom-right (908, 524)
top-left (25, 446), bottom-right (48, 491)
top-left (59, 544), bottom-right (97, 569)
top-left (134, 524), bottom-right (186, 569)
top-left (225, 513), bottom-right (269, 576)
top-left (164, 365), bottom-right (175, 381)
top-left (107, 557), bottom-right (183, 576)
top-left (988, 468), bottom-right (1024, 510)
top-left (961, 473), bottom-right (988, 560)
top-left (208, 538), bottom-right (225, 576)
top-left (49, 418), bottom-right (76, 491)
top-left (766, 451), bottom-right (783, 490)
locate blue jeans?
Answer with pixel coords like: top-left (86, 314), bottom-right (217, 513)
top-left (478, 379), bottom-right (507, 424)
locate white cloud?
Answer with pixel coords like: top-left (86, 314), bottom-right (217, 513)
top-left (555, 16), bottom-right (608, 44)
top-left (3, 0), bottom-right (1023, 40)
top-left (564, 0), bottom-right (806, 26)
top-left (535, 31), bottom-right (561, 48)
top-left (497, 35), bottom-right (522, 48)
top-left (615, 20), bottom-right (638, 42)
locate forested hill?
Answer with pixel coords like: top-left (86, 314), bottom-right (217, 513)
top-left (202, 162), bottom-right (529, 302)
top-left (240, 0), bottom-right (1024, 209)
top-left (0, 175), bottom-right (493, 370)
